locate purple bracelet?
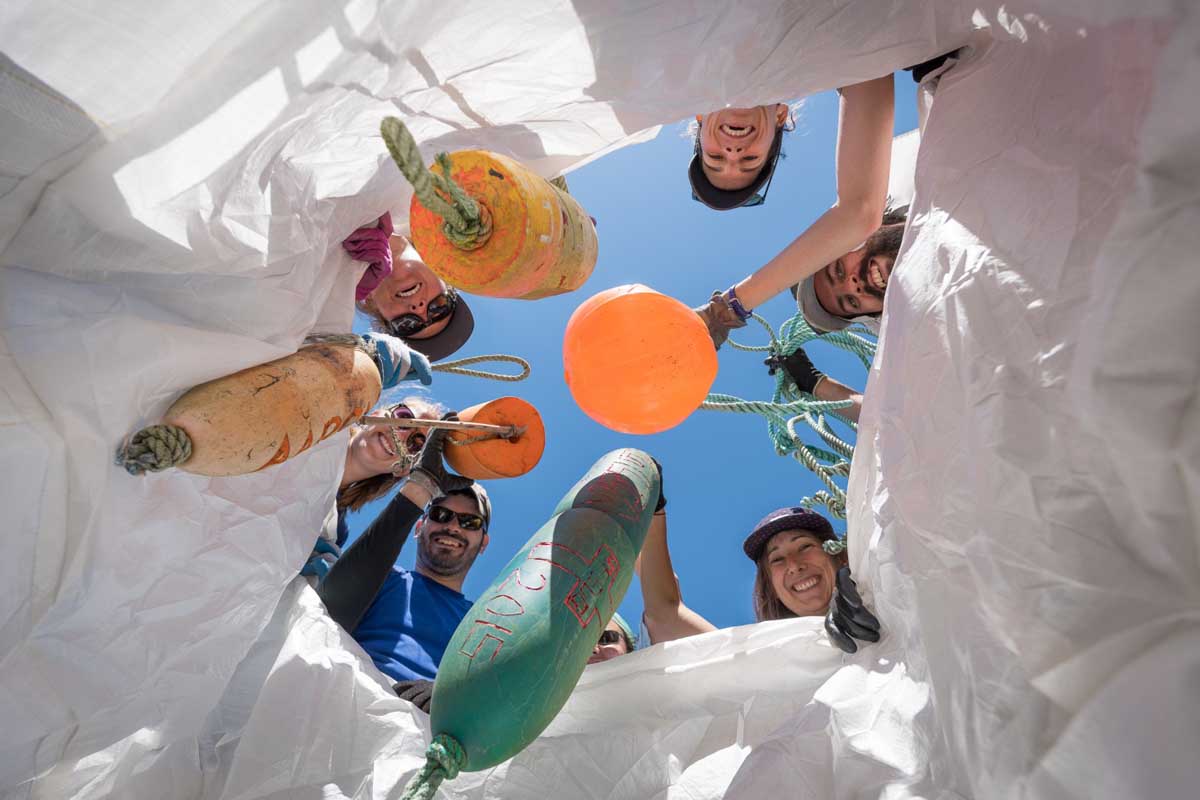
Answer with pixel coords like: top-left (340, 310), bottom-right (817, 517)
top-left (723, 287), bottom-right (753, 321)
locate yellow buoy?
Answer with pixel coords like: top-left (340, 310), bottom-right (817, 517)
top-left (383, 117), bottom-right (598, 300)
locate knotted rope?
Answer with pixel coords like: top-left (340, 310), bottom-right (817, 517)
top-left (381, 116), bottom-right (492, 249)
top-left (699, 310), bottom-right (876, 523)
top-left (399, 733), bottom-right (467, 800)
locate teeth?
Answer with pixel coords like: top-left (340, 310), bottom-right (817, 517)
top-left (378, 431), bottom-right (396, 457)
top-left (790, 576), bottom-right (819, 593)
top-left (397, 283), bottom-right (420, 298)
top-left (719, 123), bottom-right (753, 138)
top-left (870, 263), bottom-right (888, 290)
top-left (433, 536), bottom-right (463, 549)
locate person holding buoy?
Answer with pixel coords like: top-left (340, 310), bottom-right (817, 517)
top-left (301, 396), bottom-right (446, 581)
top-left (633, 463), bottom-right (881, 654)
top-left (344, 215), bottom-right (476, 361)
top-left (688, 76), bottom-right (898, 349)
top-left (315, 425), bottom-right (492, 709)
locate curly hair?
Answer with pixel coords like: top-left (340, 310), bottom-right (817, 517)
top-left (336, 395), bottom-right (445, 512)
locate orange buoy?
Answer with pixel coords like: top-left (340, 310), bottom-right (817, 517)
top-left (407, 151), bottom-right (598, 300)
top-left (563, 284), bottom-right (717, 435)
top-left (444, 396), bottom-right (546, 480)
top-left (121, 342), bottom-right (381, 476)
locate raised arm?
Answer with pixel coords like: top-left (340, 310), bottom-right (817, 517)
top-left (734, 75), bottom-right (894, 310)
top-left (636, 466), bottom-right (716, 645)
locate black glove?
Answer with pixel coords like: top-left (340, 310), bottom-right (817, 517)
top-left (775, 346), bottom-right (825, 395)
top-left (693, 291), bottom-right (747, 350)
top-left (393, 679), bottom-right (434, 713)
top-left (824, 566), bottom-right (881, 654)
top-left (651, 457), bottom-right (666, 513)
top-left (407, 414), bottom-right (473, 496)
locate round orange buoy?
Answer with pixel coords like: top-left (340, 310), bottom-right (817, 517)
top-left (409, 151), bottom-right (598, 300)
top-left (160, 344), bottom-right (381, 476)
top-left (562, 284), bottom-right (718, 435)
top-left (444, 396), bottom-right (546, 480)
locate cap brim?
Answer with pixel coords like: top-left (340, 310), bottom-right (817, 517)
top-left (798, 275), bottom-right (852, 334)
top-left (405, 296), bottom-right (475, 362)
top-left (743, 507), bottom-right (835, 561)
top-left (688, 127), bottom-right (782, 211)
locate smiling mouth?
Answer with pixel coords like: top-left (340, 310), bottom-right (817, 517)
top-left (376, 430), bottom-right (397, 458)
top-left (868, 261), bottom-right (889, 292)
top-left (396, 282), bottom-right (420, 298)
top-left (719, 123), bottom-right (754, 139)
top-left (431, 533), bottom-right (466, 551)
top-left (789, 575), bottom-right (820, 593)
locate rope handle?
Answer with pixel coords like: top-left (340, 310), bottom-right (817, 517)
top-left (381, 117), bottom-right (492, 249)
top-left (432, 354), bottom-right (531, 382)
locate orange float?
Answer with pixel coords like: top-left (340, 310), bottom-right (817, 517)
top-left (444, 396), bottom-right (546, 479)
top-left (121, 342), bottom-right (381, 476)
top-left (562, 284), bottom-right (718, 435)
top-left (408, 151), bottom-right (598, 300)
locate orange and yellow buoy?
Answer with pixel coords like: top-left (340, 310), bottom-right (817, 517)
top-left (444, 396), bottom-right (545, 480)
top-left (563, 284), bottom-right (717, 435)
top-left (383, 117), bottom-right (598, 301)
top-left (120, 342), bottom-right (381, 476)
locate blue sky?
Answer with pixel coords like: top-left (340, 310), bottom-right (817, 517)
top-left (348, 77), bottom-right (919, 633)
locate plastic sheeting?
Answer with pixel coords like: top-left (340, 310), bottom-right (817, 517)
top-left (1, 1), bottom-right (1197, 798)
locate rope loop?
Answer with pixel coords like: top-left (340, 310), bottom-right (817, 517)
top-left (432, 354), bottom-right (531, 382)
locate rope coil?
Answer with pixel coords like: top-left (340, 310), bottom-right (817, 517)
top-left (700, 309), bottom-right (877, 523)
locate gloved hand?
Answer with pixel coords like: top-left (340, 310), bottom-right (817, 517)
top-left (362, 332), bottom-right (433, 387)
top-left (651, 457), bottom-right (666, 513)
top-left (693, 290), bottom-right (747, 350)
top-left (824, 566), bottom-right (882, 654)
top-left (300, 537), bottom-right (341, 582)
top-left (780, 346), bottom-right (825, 395)
top-left (345, 214), bottom-right (395, 302)
top-left (393, 679), bottom-right (434, 713)
top-left (406, 418), bottom-right (473, 497)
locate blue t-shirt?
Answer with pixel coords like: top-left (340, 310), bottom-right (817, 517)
top-left (353, 567), bottom-right (474, 682)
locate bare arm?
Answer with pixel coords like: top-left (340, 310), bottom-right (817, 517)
top-left (814, 375), bottom-right (863, 423)
top-left (735, 76), bottom-right (894, 310)
top-left (636, 512), bottom-right (717, 645)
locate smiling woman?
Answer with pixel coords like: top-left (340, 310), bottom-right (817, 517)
top-left (356, 236), bottom-right (476, 362)
top-left (336, 396), bottom-right (445, 514)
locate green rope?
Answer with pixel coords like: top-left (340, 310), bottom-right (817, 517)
top-left (399, 734), bottom-right (466, 800)
top-left (116, 424), bottom-right (193, 475)
top-left (381, 117), bottom-right (491, 249)
top-left (701, 308), bottom-right (877, 523)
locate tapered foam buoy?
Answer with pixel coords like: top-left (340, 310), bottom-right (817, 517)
top-left (563, 284), bottom-right (717, 434)
top-left (404, 449), bottom-right (657, 795)
top-left (443, 396), bottom-right (545, 480)
top-left (120, 343), bottom-right (380, 476)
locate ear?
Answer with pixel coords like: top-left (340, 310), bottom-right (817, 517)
top-left (774, 103), bottom-right (789, 127)
top-left (479, 532), bottom-right (490, 554)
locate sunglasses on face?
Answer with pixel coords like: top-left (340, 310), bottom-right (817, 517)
top-left (386, 288), bottom-right (458, 337)
top-left (385, 403), bottom-right (426, 454)
top-left (597, 629), bottom-right (624, 647)
top-left (427, 503), bottom-right (486, 531)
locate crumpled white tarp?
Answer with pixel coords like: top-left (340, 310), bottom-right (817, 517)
top-left (2, 1), bottom-right (1197, 798)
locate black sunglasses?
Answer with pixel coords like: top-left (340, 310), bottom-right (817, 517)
top-left (386, 288), bottom-right (458, 337)
top-left (597, 629), bottom-right (624, 646)
top-left (427, 503), bottom-right (486, 531)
